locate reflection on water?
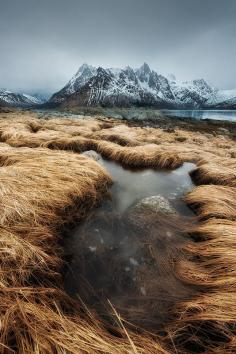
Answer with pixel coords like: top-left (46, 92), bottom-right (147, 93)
top-left (162, 109), bottom-right (236, 122)
top-left (64, 159), bottom-right (196, 331)
top-left (101, 159), bottom-right (195, 215)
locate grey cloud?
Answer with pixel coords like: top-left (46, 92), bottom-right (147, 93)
top-left (0, 0), bottom-right (235, 93)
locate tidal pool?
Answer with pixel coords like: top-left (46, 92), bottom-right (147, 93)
top-left (64, 159), bottom-right (197, 331)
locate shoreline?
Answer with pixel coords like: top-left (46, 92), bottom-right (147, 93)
top-left (30, 106), bottom-right (236, 134)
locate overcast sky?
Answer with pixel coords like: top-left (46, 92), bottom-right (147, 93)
top-left (0, 0), bottom-right (236, 94)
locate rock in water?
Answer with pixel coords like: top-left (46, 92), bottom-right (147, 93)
top-left (130, 195), bottom-right (177, 215)
top-left (124, 195), bottom-right (177, 233)
top-left (82, 150), bottom-right (101, 161)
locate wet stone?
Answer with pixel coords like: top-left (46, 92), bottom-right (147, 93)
top-left (128, 195), bottom-right (177, 215)
top-left (123, 195), bottom-right (177, 232)
top-left (82, 150), bottom-right (101, 161)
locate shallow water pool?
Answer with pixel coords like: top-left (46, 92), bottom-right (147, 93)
top-left (100, 159), bottom-right (195, 215)
top-left (64, 159), bottom-right (196, 330)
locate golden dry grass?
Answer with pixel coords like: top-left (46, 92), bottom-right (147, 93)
top-left (0, 109), bottom-right (235, 353)
top-left (185, 185), bottom-right (236, 220)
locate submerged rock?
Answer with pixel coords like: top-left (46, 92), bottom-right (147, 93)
top-left (82, 150), bottom-right (101, 161)
top-left (124, 195), bottom-right (177, 233)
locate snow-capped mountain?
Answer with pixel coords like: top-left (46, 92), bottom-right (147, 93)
top-left (49, 63), bottom-right (236, 109)
top-left (0, 89), bottom-right (46, 107)
top-left (50, 64), bottom-right (97, 104)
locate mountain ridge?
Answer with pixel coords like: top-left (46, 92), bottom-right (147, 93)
top-left (49, 63), bottom-right (236, 109)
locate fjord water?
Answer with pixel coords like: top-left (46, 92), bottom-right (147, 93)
top-left (64, 159), bottom-right (196, 330)
top-left (162, 109), bottom-right (236, 122)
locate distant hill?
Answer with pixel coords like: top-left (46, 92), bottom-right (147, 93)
top-left (214, 96), bottom-right (236, 109)
top-left (0, 89), bottom-right (47, 107)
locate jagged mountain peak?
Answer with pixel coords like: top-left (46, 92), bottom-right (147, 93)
top-left (136, 63), bottom-right (152, 82)
top-left (76, 63), bottom-right (96, 75)
top-left (139, 62), bottom-right (151, 73)
top-left (192, 79), bottom-right (214, 93)
top-left (78, 63), bottom-right (90, 70)
top-left (121, 66), bottom-right (137, 83)
top-left (97, 66), bottom-right (109, 74)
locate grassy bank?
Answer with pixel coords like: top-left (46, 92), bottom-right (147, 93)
top-left (0, 108), bottom-right (235, 353)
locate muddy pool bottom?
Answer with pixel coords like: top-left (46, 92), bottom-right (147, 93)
top-left (63, 158), bottom-right (197, 332)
